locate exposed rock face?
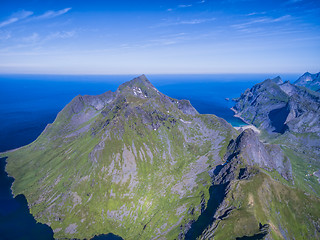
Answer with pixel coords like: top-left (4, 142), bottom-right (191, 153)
top-left (231, 74), bottom-right (320, 238)
top-left (315, 170), bottom-right (320, 183)
top-left (294, 71), bottom-right (320, 92)
top-left (224, 129), bottom-right (292, 181)
top-left (3, 75), bottom-right (237, 239)
top-left (3, 75), bottom-right (320, 240)
top-left (233, 76), bottom-right (320, 135)
top-left (192, 130), bottom-right (319, 240)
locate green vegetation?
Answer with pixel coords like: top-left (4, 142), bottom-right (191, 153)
top-left (2, 75), bottom-right (319, 239)
top-left (208, 172), bottom-right (320, 240)
top-left (2, 76), bottom-right (237, 239)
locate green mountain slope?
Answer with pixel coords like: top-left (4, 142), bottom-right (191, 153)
top-left (3, 75), bottom-right (237, 239)
top-left (2, 75), bottom-right (320, 239)
top-left (199, 129), bottom-right (320, 240)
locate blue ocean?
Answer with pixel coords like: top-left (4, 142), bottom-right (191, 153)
top-left (0, 73), bottom-right (300, 239)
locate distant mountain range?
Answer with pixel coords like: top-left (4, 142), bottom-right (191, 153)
top-left (294, 71), bottom-right (320, 92)
top-left (2, 74), bottom-right (320, 240)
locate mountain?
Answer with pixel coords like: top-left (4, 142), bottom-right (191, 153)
top-left (2, 75), bottom-right (320, 239)
top-left (232, 75), bottom-right (320, 198)
top-left (233, 77), bottom-right (320, 135)
top-left (294, 71), bottom-right (320, 92)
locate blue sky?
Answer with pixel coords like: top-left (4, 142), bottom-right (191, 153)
top-left (0, 0), bottom-right (319, 74)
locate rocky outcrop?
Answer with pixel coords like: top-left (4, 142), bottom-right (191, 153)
top-left (294, 71), bottom-right (320, 92)
top-left (233, 76), bottom-right (320, 135)
top-left (224, 129), bottom-right (292, 181)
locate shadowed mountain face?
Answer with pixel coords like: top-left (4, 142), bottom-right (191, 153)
top-left (268, 105), bottom-right (289, 134)
top-left (2, 75), bottom-right (320, 240)
top-left (294, 72), bottom-right (320, 92)
top-left (233, 76), bottom-right (320, 135)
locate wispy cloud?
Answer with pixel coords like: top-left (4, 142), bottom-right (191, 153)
top-left (45, 31), bottom-right (76, 41)
top-left (246, 12), bottom-right (266, 16)
top-left (0, 30), bottom-right (76, 54)
top-left (178, 4), bottom-right (193, 8)
top-left (167, 3), bottom-right (193, 11)
top-left (0, 10), bottom-right (33, 28)
top-left (167, 1), bottom-right (207, 12)
top-left (232, 15), bottom-right (291, 29)
top-left (22, 33), bottom-right (40, 43)
top-left (178, 18), bottom-right (215, 25)
top-left (153, 18), bottom-right (215, 28)
top-left (0, 8), bottom-right (72, 29)
top-left (33, 8), bottom-right (72, 20)
top-left (0, 18), bottom-right (18, 28)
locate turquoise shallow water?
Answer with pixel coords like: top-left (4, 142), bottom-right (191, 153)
top-left (0, 73), bottom-right (300, 239)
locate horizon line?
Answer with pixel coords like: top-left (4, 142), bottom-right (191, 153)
top-left (0, 72), bottom-right (307, 76)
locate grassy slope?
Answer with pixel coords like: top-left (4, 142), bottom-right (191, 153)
top-left (2, 82), bottom-right (237, 239)
top-left (211, 171), bottom-right (320, 240)
top-left (3, 77), bottom-right (319, 240)
top-left (229, 80), bottom-right (320, 239)
top-left (259, 130), bottom-right (320, 197)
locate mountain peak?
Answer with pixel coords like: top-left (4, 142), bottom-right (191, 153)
top-left (303, 71), bottom-right (311, 76)
top-left (130, 74), bottom-right (149, 85)
top-left (117, 74), bottom-right (156, 95)
top-left (262, 76), bottom-right (283, 86)
top-left (127, 74), bottom-right (151, 87)
top-left (294, 71), bottom-right (320, 92)
top-left (271, 76), bottom-right (283, 84)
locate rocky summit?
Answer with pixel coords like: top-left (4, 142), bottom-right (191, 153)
top-left (2, 75), bottom-right (320, 239)
top-left (294, 71), bottom-right (320, 92)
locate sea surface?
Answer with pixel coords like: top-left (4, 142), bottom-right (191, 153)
top-left (0, 73), bottom-right (300, 239)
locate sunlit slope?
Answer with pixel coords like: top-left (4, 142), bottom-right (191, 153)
top-left (4, 75), bottom-right (236, 239)
top-left (3, 75), bottom-right (320, 240)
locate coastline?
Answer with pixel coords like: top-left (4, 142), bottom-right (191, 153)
top-left (0, 145), bottom-right (25, 155)
top-left (230, 107), bottom-right (251, 125)
top-left (0, 156), bottom-right (16, 198)
top-left (231, 107), bottom-right (261, 134)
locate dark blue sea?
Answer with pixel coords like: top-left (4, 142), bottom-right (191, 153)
top-left (0, 73), bottom-right (300, 239)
